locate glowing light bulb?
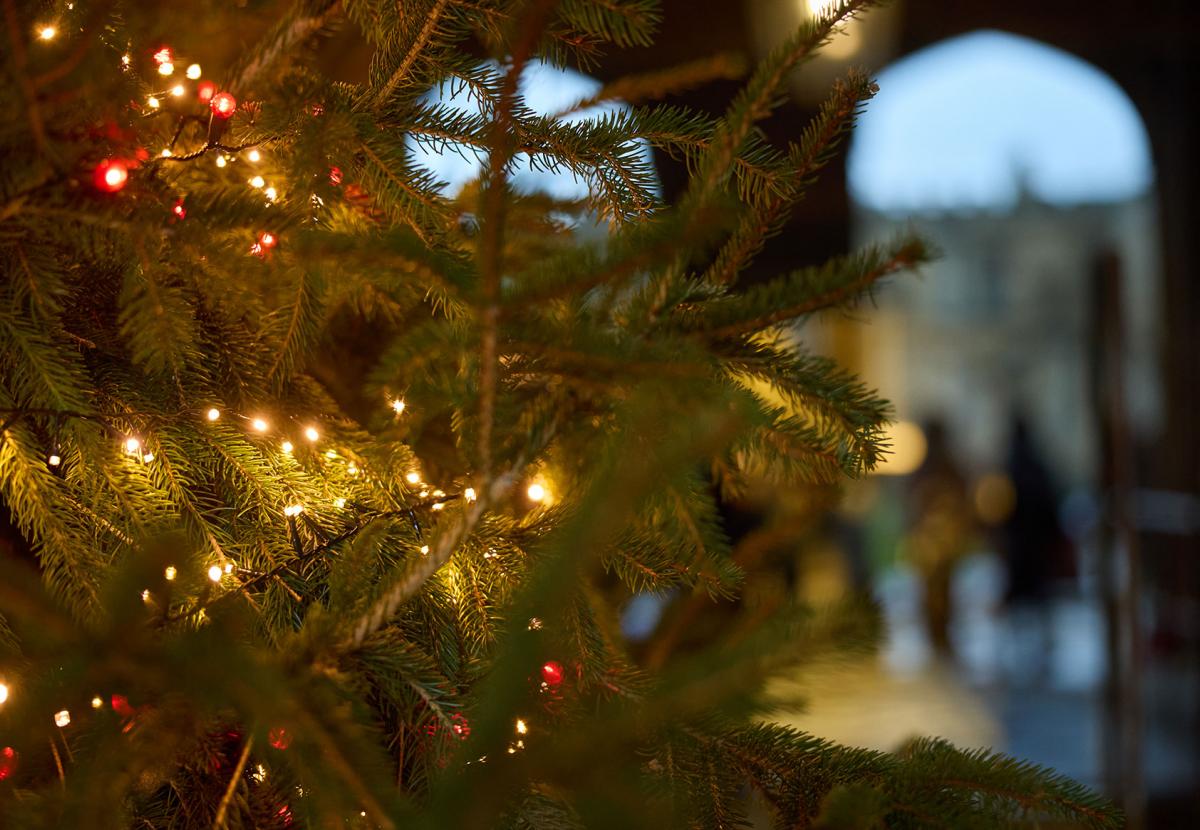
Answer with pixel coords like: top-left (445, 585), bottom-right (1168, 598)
top-left (224, 562), bottom-right (234, 574)
top-left (304, 426), bottom-right (319, 441)
top-left (210, 91), bottom-right (237, 118)
top-left (160, 148), bottom-right (172, 157)
top-left (185, 63), bottom-right (201, 79)
top-left (0, 683), bottom-right (8, 705)
top-left (251, 418), bottom-right (268, 432)
top-left (37, 25), bottom-right (56, 40)
top-left (263, 186), bottom-right (277, 202)
top-left (431, 502), bottom-right (444, 511)
top-left (247, 149), bottom-right (261, 162)
top-left (333, 497), bottom-right (346, 508)
top-left (283, 505), bottom-right (304, 517)
top-left (391, 398), bottom-right (406, 414)
top-left (405, 471), bottom-right (421, 484)
top-left (158, 62), bottom-right (174, 76)
top-left (324, 450), bottom-right (337, 459)
top-left (526, 483), bottom-right (546, 503)
top-left (147, 96), bottom-right (160, 109)
top-left (207, 565), bottom-right (222, 582)
top-left (347, 463), bottom-right (359, 476)
top-left (464, 487), bottom-right (476, 502)
top-left (197, 80), bottom-right (215, 102)
top-left (54, 710), bottom-right (71, 727)
top-left (124, 437), bottom-right (140, 454)
top-left (153, 47), bottom-right (172, 64)
top-left (206, 408), bottom-right (220, 421)
top-left (281, 440), bottom-right (293, 453)
top-left (48, 454), bottom-right (61, 466)
top-left (141, 589), bottom-right (151, 602)
top-left (419, 545), bottom-right (430, 555)
top-left (170, 84), bottom-right (185, 97)
top-left (142, 452), bottom-right (154, 463)
top-left (121, 53), bottom-right (131, 67)
top-left (94, 159), bottom-right (129, 192)
top-left (164, 566), bottom-right (177, 581)
top-left (515, 719), bottom-right (527, 735)
top-left (91, 696), bottom-right (102, 709)
top-left (215, 155), bottom-right (227, 168)
top-left (249, 175), bottom-right (265, 189)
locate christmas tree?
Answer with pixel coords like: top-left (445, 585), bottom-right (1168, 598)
top-left (0, 0), bottom-right (1121, 827)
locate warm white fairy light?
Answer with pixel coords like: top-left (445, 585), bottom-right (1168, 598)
top-left (142, 452), bottom-right (154, 463)
top-left (391, 398), bottom-right (406, 414)
top-left (185, 63), bottom-right (201, 79)
top-left (160, 148), bottom-right (172, 157)
top-left (170, 84), bottom-right (185, 97)
top-left (147, 96), bottom-right (160, 109)
top-left (464, 487), bottom-right (476, 502)
top-left (37, 25), bottom-right (56, 40)
top-left (419, 545), bottom-right (430, 555)
top-left (333, 497), bottom-right (346, 508)
top-left (304, 426), bottom-right (319, 441)
top-left (54, 709), bottom-right (71, 727)
top-left (141, 589), bottom-right (151, 602)
top-left (48, 454), bottom-right (61, 466)
top-left (419, 490), bottom-right (429, 498)
top-left (164, 565), bottom-right (177, 581)
top-left (124, 437), bottom-right (141, 454)
top-left (0, 682), bottom-right (8, 705)
top-left (251, 418), bottom-right (268, 432)
top-left (206, 407), bottom-right (220, 421)
top-left (215, 155), bottom-right (227, 168)
top-left (405, 471), bottom-right (421, 484)
top-left (347, 462), bottom-right (359, 476)
top-left (431, 502), bottom-right (444, 511)
top-left (91, 695), bottom-right (102, 709)
top-left (264, 186), bottom-right (278, 202)
top-left (207, 565), bottom-right (222, 582)
top-left (246, 149), bottom-right (261, 162)
top-left (526, 482), bottom-right (546, 503)
top-left (515, 718), bottom-right (527, 735)
top-left (283, 504), bottom-right (304, 517)
top-left (121, 53), bottom-right (131, 66)
top-left (224, 562), bottom-right (234, 574)
top-left (324, 449), bottom-right (337, 459)
top-left (249, 175), bottom-right (265, 189)
top-left (281, 440), bottom-right (294, 453)
top-left (158, 61), bottom-right (174, 76)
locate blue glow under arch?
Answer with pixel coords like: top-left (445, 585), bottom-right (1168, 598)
top-left (847, 30), bottom-right (1154, 213)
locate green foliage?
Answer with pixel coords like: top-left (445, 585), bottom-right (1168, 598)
top-left (0, 1), bottom-right (1119, 828)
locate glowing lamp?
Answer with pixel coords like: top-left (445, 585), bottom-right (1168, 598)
top-left (541, 660), bottom-right (564, 686)
top-left (197, 80), bottom-right (216, 103)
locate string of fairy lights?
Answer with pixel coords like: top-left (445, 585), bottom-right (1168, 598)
top-left (4, 15), bottom-right (561, 789)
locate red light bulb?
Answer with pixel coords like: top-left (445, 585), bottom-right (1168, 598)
top-left (172, 199), bottom-right (186, 220)
top-left (0, 746), bottom-right (16, 782)
top-left (209, 91), bottom-right (237, 118)
top-left (110, 694), bottom-right (135, 717)
top-left (329, 166), bottom-right (342, 185)
top-left (152, 47), bottom-right (173, 65)
top-left (268, 727), bottom-right (291, 750)
top-left (93, 159), bottom-right (128, 193)
top-left (258, 231), bottom-right (277, 249)
top-left (450, 713), bottom-right (470, 739)
top-left (541, 660), bottom-right (564, 686)
top-left (196, 80), bottom-right (216, 103)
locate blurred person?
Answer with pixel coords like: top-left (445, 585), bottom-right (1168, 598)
top-left (904, 420), bottom-right (979, 656)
